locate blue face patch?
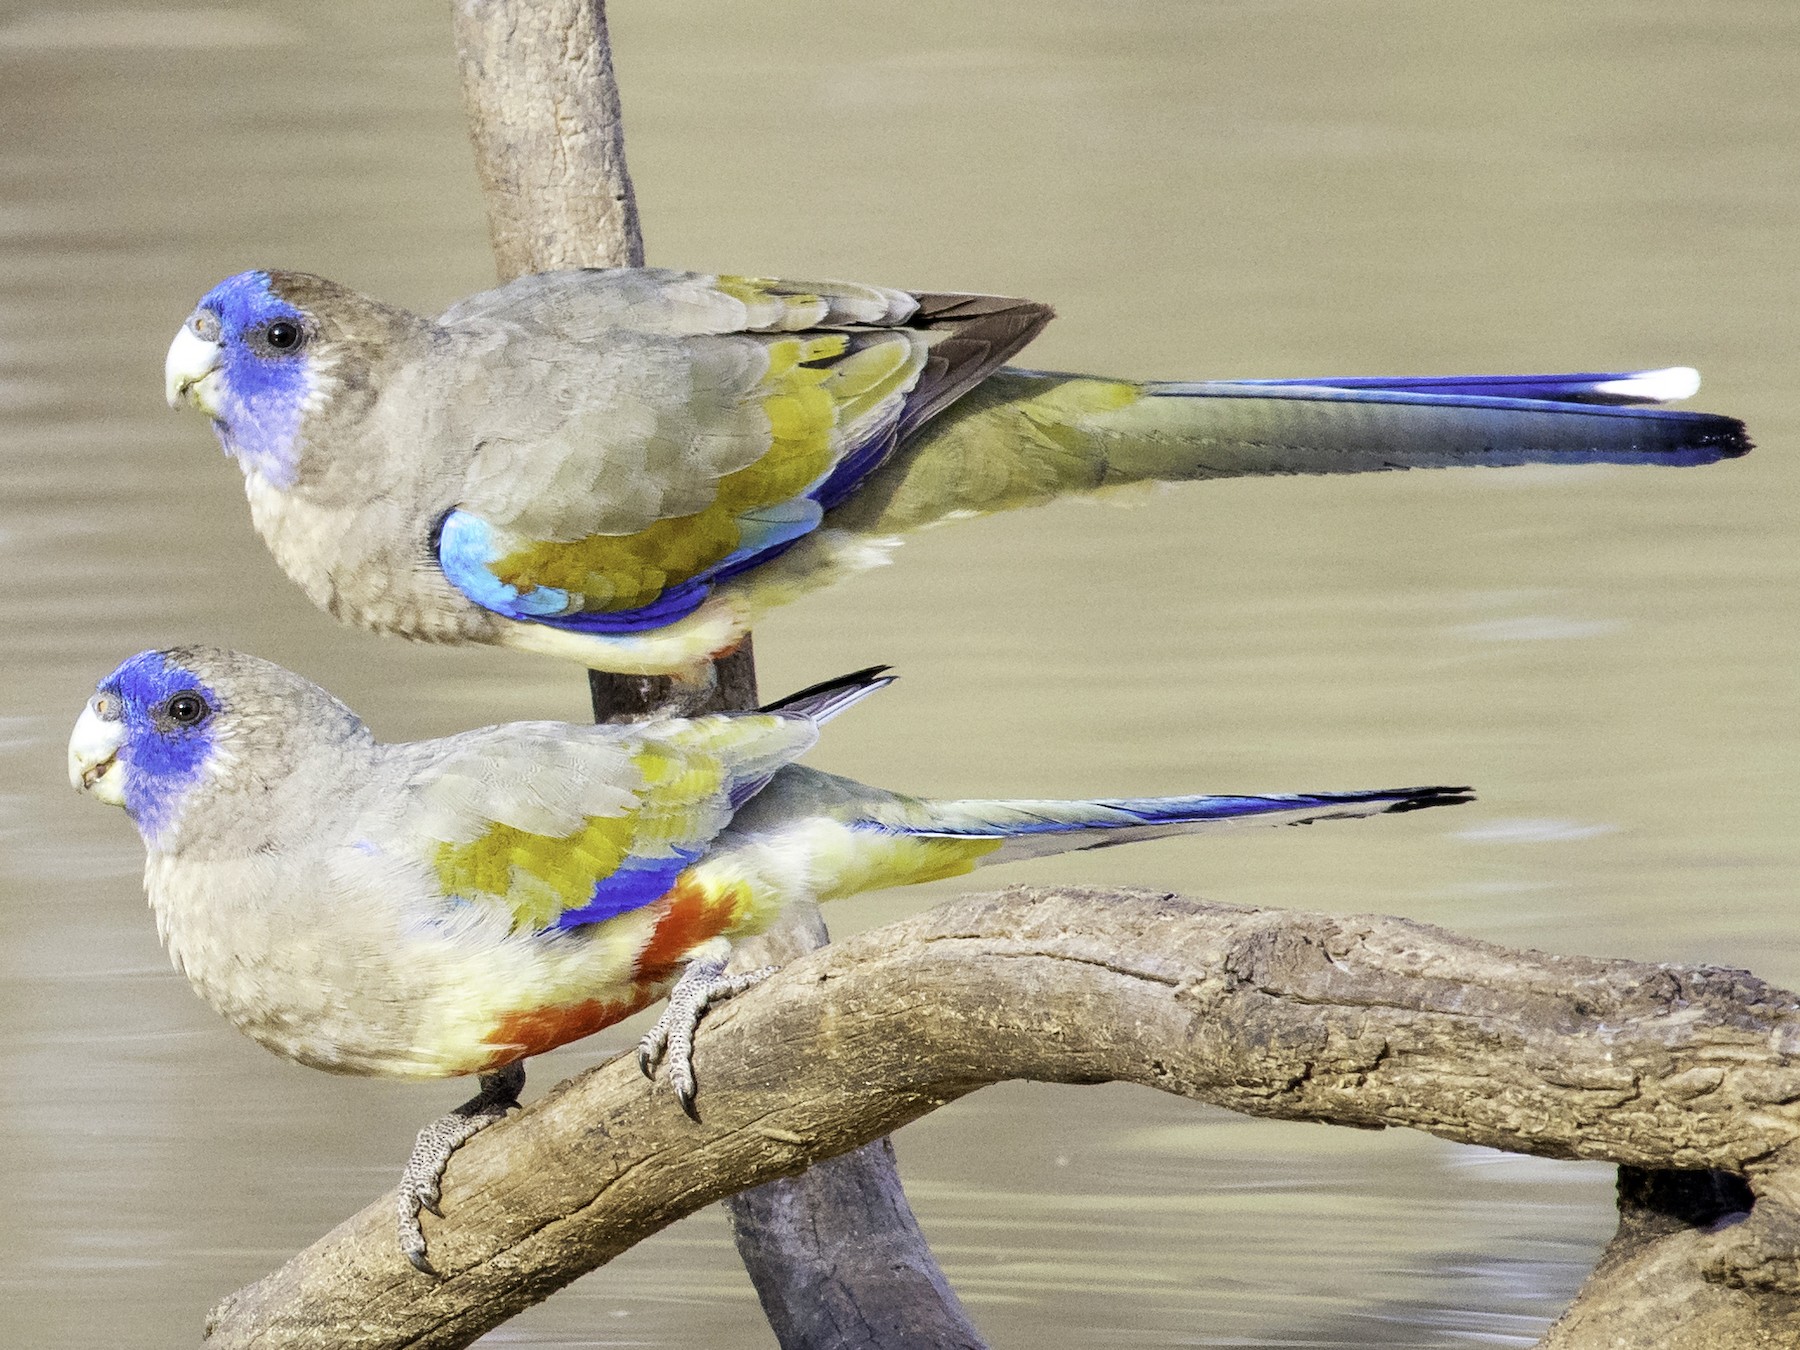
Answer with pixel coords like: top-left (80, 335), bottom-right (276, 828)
top-left (193, 271), bottom-right (312, 487)
top-left (97, 651), bottom-right (221, 846)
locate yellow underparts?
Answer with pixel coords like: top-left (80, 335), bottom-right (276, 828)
top-left (821, 373), bottom-right (1150, 535)
top-left (1016, 377), bottom-right (1143, 453)
top-left (704, 825), bottom-right (1007, 940)
top-left (811, 832), bottom-right (1005, 903)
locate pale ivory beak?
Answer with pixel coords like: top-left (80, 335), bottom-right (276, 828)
top-left (165, 323), bottom-right (223, 413)
top-left (69, 701), bottom-right (126, 806)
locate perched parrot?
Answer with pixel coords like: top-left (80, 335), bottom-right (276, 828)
top-left (70, 645), bottom-right (1470, 1272)
top-left (164, 269), bottom-right (1750, 688)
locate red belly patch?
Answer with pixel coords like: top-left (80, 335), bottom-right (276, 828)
top-left (634, 878), bottom-right (744, 980)
top-left (475, 876), bottom-right (748, 1072)
top-left (480, 990), bottom-right (650, 1069)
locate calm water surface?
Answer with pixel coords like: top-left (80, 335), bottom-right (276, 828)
top-left (2, 1), bottom-right (1796, 1345)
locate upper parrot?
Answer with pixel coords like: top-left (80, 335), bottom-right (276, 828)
top-left (71, 645), bottom-right (1470, 1271)
top-left (165, 268), bottom-right (1751, 683)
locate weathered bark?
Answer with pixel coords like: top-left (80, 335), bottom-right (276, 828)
top-left (720, 907), bottom-right (984, 1349)
top-left (449, 4), bottom-right (973, 1345)
top-left (452, 0), bottom-right (641, 276)
top-left (204, 887), bottom-right (1800, 1348)
top-left (723, 1132), bottom-right (984, 1350)
top-left (453, 0), bottom-right (762, 724)
top-left (1539, 1168), bottom-right (1800, 1349)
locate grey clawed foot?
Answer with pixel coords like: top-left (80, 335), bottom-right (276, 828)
top-left (397, 1059), bottom-right (526, 1276)
top-left (637, 944), bottom-right (776, 1120)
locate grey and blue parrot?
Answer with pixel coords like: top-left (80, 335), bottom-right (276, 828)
top-left (70, 645), bottom-right (1470, 1271)
top-left (163, 269), bottom-right (1750, 684)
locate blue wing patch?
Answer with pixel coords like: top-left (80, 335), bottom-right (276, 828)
top-left (437, 512), bottom-right (577, 619)
top-left (436, 448), bottom-right (876, 635)
top-left (549, 848), bottom-right (705, 931)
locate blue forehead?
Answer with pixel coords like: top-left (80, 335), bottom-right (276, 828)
top-left (198, 270), bottom-right (303, 337)
top-left (100, 651), bottom-right (219, 841)
top-left (192, 272), bottom-right (310, 485)
top-left (101, 649), bottom-right (211, 709)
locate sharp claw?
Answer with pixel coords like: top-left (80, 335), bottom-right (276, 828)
top-left (393, 1063), bottom-right (526, 1278)
top-left (400, 1213), bottom-right (438, 1277)
top-left (639, 950), bottom-right (784, 1121)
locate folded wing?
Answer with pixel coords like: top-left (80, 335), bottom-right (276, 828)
top-left (377, 710), bottom-right (822, 934)
top-left (436, 270), bottom-right (1052, 634)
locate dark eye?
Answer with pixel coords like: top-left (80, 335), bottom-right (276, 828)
top-left (264, 320), bottom-right (302, 351)
top-left (165, 692), bottom-right (209, 727)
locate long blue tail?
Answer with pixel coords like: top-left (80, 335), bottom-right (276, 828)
top-left (720, 773), bottom-right (1472, 904)
top-left (838, 366), bottom-right (1750, 532)
top-left (1138, 367), bottom-right (1750, 469)
top-left (907, 785), bottom-right (1473, 861)
top-left (1224, 367), bottom-right (1704, 407)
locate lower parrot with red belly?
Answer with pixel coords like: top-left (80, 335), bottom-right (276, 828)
top-left (70, 646), bottom-right (1470, 1271)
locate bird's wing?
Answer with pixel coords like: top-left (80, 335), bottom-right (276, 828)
top-left (435, 270), bottom-right (1051, 633)
top-left (368, 711), bottom-right (819, 934)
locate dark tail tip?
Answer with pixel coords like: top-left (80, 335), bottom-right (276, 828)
top-left (760, 665), bottom-right (896, 719)
top-left (1707, 418), bottom-right (1755, 460)
top-left (1383, 786), bottom-right (1477, 814)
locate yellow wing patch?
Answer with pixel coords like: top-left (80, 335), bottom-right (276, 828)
top-left (711, 276), bottom-right (829, 330)
top-left (431, 745), bottom-right (729, 933)
top-left (711, 275), bottom-right (914, 330)
top-left (492, 332), bottom-right (927, 612)
top-left (434, 814), bottom-right (640, 933)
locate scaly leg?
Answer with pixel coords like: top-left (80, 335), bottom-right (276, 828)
top-left (397, 1059), bottom-right (526, 1276)
top-left (638, 937), bottom-right (776, 1119)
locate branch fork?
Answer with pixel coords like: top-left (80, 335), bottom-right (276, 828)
top-left (206, 887), bottom-right (1800, 1348)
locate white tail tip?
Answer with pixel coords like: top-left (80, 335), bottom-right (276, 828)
top-left (1593, 367), bottom-right (1701, 403)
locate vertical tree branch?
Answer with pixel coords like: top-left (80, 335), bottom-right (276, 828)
top-left (453, 0), bottom-right (755, 721)
top-left (720, 908), bottom-right (986, 1349)
top-left (453, 0), bottom-right (642, 274)
top-left (450, 3), bottom-right (983, 1343)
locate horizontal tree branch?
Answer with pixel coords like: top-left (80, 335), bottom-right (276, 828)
top-left (204, 886), bottom-right (1800, 1349)
top-left (717, 904), bottom-right (985, 1349)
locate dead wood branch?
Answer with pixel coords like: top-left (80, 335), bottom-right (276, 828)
top-left (453, 0), bottom-right (642, 276)
top-left (449, 5), bottom-right (968, 1344)
top-left (203, 886), bottom-right (1800, 1349)
top-left (453, 0), bottom-right (757, 724)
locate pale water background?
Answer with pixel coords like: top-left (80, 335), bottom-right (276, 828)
top-left (2, 1), bottom-right (1796, 1345)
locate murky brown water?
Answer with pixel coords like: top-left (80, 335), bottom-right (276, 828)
top-left (2, 1), bottom-right (1795, 1345)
